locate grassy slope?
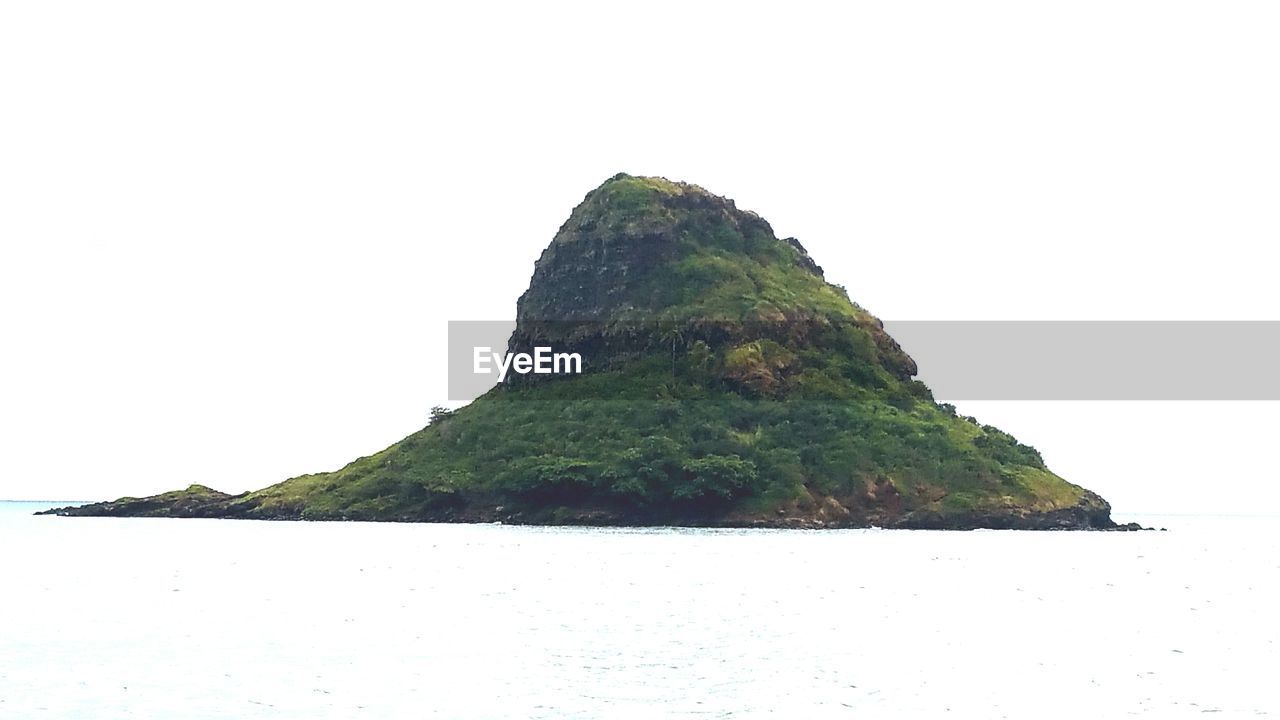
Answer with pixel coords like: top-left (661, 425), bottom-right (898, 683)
top-left (236, 347), bottom-right (1088, 523)
top-left (241, 369), bottom-right (1088, 522)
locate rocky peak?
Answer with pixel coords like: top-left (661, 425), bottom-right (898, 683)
top-left (507, 174), bottom-right (917, 382)
top-left (515, 174), bottom-right (828, 324)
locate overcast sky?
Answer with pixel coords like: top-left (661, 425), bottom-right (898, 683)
top-left (2, 2), bottom-right (1277, 513)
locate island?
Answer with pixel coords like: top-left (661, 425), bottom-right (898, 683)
top-left (43, 174), bottom-right (1137, 530)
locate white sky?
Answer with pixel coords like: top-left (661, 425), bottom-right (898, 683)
top-left (1, 1), bottom-right (1277, 512)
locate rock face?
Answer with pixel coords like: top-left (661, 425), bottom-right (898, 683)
top-left (45, 174), bottom-right (1122, 529)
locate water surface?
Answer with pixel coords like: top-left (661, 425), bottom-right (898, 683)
top-left (2, 503), bottom-right (1276, 718)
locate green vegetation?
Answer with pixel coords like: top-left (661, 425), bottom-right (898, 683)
top-left (237, 355), bottom-right (1088, 522)
top-left (59, 173), bottom-right (1113, 528)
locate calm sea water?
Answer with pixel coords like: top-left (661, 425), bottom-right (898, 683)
top-left (1, 502), bottom-right (1276, 719)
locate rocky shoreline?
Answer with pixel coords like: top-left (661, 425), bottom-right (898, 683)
top-left (38, 491), bottom-right (1149, 531)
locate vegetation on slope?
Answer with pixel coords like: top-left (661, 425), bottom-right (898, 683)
top-left (238, 357), bottom-right (1090, 525)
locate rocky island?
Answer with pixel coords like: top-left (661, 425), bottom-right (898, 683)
top-left (45, 174), bottom-right (1132, 529)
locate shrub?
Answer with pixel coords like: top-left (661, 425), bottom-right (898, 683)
top-left (674, 455), bottom-right (759, 503)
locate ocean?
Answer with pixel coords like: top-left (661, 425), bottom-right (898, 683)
top-left (1, 502), bottom-right (1276, 718)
